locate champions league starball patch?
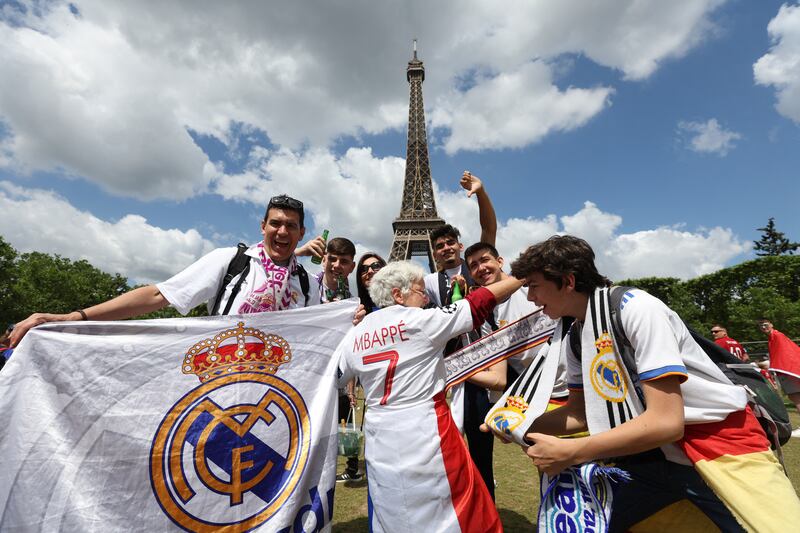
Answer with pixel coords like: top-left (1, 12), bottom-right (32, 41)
top-left (149, 322), bottom-right (311, 531)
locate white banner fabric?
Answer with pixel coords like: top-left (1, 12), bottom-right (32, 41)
top-left (0, 299), bottom-right (358, 533)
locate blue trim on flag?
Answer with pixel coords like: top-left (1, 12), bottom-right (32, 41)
top-left (568, 382), bottom-right (584, 389)
top-left (638, 365), bottom-right (687, 381)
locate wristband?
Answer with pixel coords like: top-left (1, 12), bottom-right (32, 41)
top-left (77, 309), bottom-right (88, 321)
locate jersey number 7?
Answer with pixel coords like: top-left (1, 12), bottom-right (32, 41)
top-left (362, 350), bottom-right (399, 405)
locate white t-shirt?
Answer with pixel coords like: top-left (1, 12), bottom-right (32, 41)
top-left (156, 244), bottom-right (320, 315)
top-left (336, 301), bottom-right (474, 410)
top-left (424, 264), bottom-right (463, 306)
top-left (566, 289), bottom-right (747, 462)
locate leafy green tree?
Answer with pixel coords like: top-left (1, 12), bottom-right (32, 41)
top-left (614, 276), bottom-right (701, 327)
top-left (9, 252), bottom-right (130, 323)
top-left (0, 236), bottom-right (19, 324)
top-left (622, 256), bottom-right (800, 343)
top-left (754, 217), bottom-right (799, 256)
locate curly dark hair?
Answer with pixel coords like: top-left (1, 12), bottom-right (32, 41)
top-left (510, 235), bottom-right (610, 295)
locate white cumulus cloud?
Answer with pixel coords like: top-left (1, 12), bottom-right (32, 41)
top-left (0, 170), bottom-right (749, 285)
top-left (0, 182), bottom-right (215, 284)
top-left (754, 3), bottom-right (800, 123)
top-left (677, 118), bottom-right (742, 156)
top-left (435, 196), bottom-right (748, 280)
top-left (431, 62), bottom-right (613, 153)
top-left (0, 0), bottom-right (731, 200)
top-left (214, 146), bottom-right (406, 257)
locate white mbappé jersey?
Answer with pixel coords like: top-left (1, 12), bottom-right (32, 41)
top-left (335, 300), bottom-right (501, 533)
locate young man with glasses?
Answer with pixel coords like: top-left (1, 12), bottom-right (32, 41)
top-left (11, 194), bottom-right (324, 345)
top-left (711, 324), bottom-right (748, 362)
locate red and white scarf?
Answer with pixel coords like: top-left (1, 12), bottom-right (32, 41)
top-left (238, 243), bottom-right (296, 314)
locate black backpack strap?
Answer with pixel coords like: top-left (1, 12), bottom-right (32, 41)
top-left (608, 285), bottom-right (633, 349)
top-left (486, 312), bottom-right (499, 332)
top-left (211, 243), bottom-right (251, 316)
top-left (607, 285), bottom-right (644, 405)
top-left (294, 263), bottom-right (310, 307)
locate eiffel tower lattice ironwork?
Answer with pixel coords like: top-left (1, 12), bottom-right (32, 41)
top-left (388, 42), bottom-right (444, 272)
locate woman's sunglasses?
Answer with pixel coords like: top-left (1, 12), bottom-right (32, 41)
top-left (360, 263), bottom-right (384, 274)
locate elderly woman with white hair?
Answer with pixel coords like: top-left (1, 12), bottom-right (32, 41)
top-left (334, 261), bottom-right (523, 533)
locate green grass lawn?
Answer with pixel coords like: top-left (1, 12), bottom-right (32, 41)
top-left (331, 410), bottom-right (800, 532)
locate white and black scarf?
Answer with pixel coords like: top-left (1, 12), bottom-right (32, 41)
top-left (580, 287), bottom-right (644, 434)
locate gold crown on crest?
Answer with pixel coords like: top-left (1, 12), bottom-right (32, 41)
top-left (182, 322), bottom-right (292, 382)
top-left (595, 332), bottom-right (614, 353)
top-left (504, 395), bottom-right (529, 413)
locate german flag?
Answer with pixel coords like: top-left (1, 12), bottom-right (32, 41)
top-left (678, 407), bottom-right (800, 532)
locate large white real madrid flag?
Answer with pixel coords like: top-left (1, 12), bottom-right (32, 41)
top-left (0, 299), bottom-right (358, 533)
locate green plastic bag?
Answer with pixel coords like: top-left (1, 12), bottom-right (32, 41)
top-left (337, 407), bottom-right (363, 457)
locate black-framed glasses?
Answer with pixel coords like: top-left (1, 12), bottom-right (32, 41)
top-left (711, 329), bottom-right (723, 334)
top-left (360, 262), bottom-right (384, 274)
top-left (268, 194), bottom-right (303, 211)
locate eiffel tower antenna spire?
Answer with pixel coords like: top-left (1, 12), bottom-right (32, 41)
top-left (388, 41), bottom-right (445, 271)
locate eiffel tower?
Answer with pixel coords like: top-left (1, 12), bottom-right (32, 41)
top-left (388, 41), bottom-right (445, 272)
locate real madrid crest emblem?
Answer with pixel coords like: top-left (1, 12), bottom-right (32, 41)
top-left (589, 332), bottom-right (626, 403)
top-left (149, 322), bottom-right (310, 531)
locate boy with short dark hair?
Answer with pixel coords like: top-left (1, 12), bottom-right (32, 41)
top-left (317, 237), bottom-right (356, 304)
top-left (464, 242), bottom-right (563, 394)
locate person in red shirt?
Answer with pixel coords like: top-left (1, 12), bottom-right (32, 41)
top-left (711, 324), bottom-right (749, 362)
top-left (759, 319), bottom-right (800, 437)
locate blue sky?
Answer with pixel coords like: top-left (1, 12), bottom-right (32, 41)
top-left (1, 0), bottom-right (798, 284)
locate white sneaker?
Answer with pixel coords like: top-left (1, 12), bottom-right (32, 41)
top-left (791, 427), bottom-right (800, 438)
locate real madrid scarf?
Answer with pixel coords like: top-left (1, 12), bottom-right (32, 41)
top-left (238, 243), bottom-right (297, 313)
top-left (444, 309), bottom-right (555, 389)
top-left (482, 319), bottom-right (565, 446)
top-left (538, 463), bottom-right (630, 533)
top-left (581, 287), bottom-right (644, 433)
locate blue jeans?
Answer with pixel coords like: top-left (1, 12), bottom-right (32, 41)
top-left (609, 449), bottom-right (744, 532)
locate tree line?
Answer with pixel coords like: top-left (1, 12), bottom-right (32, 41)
top-left (0, 236), bottom-right (203, 327)
top-left (618, 254), bottom-right (800, 344)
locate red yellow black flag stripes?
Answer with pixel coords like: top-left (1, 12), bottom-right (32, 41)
top-left (679, 407), bottom-right (800, 532)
